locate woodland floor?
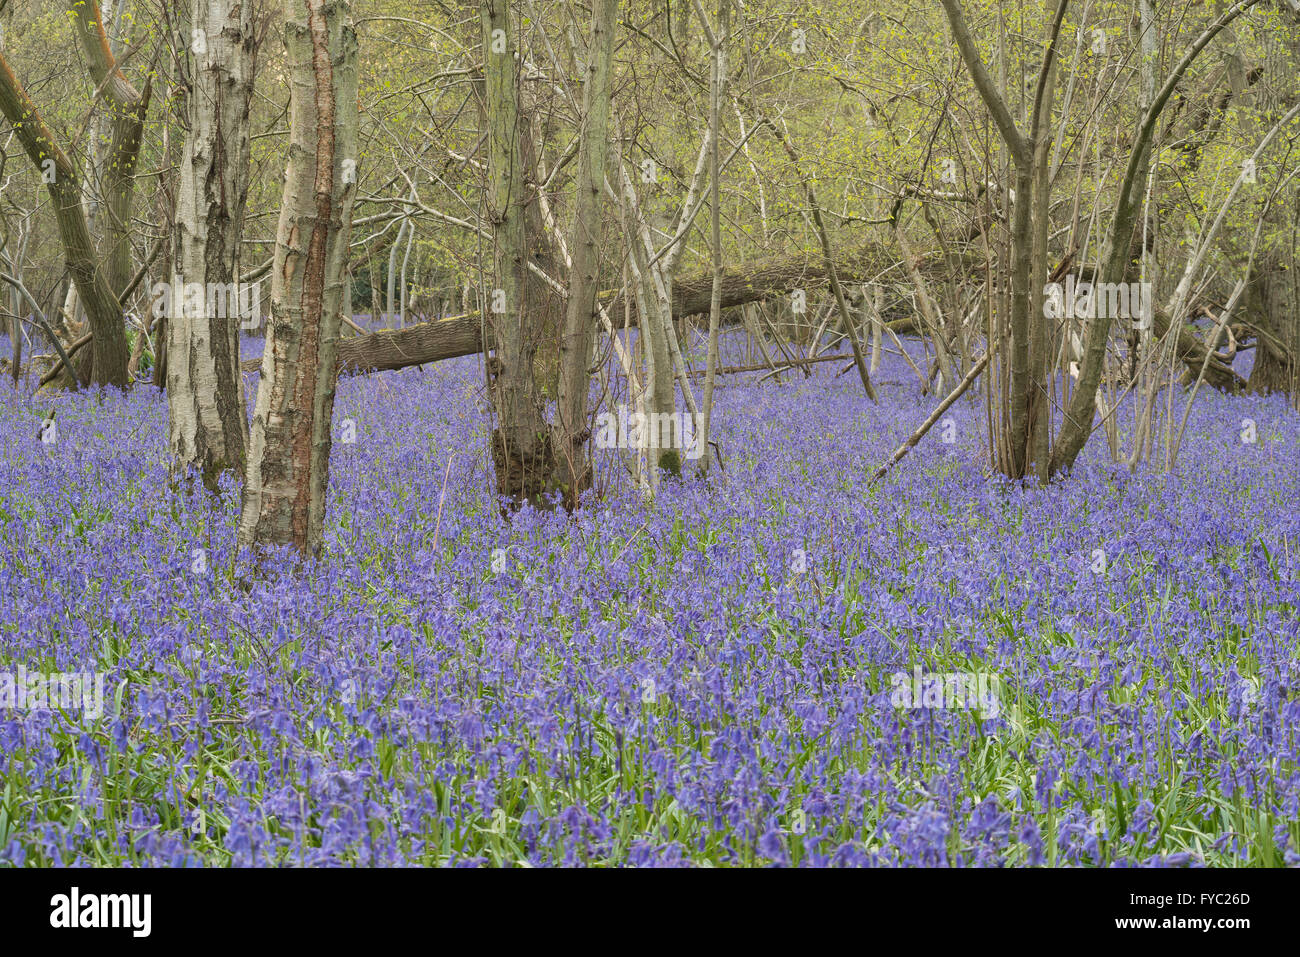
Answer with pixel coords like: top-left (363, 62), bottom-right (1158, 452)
top-left (0, 332), bottom-right (1297, 866)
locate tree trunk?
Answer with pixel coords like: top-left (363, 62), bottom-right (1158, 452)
top-left (938, 0), bottom-right (1062, 479)
top-left (1050, 0), bottom-right (1264, 476)
top-left (551, 0), bottom-right (618, 507)
top-left (699, 0), bottom-right (730, 476)
top-left (238, 0), bottom-right (358, 555)
top-left (482, 0), bottom-right (555, 507)
top-left (619, 162), bottom-right (681, 476)
top-left (68, 0), bottom-right (151, 379)
top-left (0, 55), bottom-right (129, 387)
top-left (167, 0), bottom-right (258, 487)
top-left (1246, 257), bottom-right (1296, 395)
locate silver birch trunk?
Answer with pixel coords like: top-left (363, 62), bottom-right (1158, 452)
top-left (238, 0), bottom-right (359, 554)
top-left (167, 0), bottom-right (257, 486)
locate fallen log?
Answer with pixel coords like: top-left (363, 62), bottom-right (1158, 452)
top-left (1155, 309), bottom-right (1247, 393)
top-left (1068, 263), bottom-right (1249, 393)
top-left (235, 243), bottom-right (1247, 395)
top-left (240, 244), bottom-right (954, 375)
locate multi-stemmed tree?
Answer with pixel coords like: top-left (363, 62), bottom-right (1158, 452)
top-left (238, 0), bottom-right (358, 554)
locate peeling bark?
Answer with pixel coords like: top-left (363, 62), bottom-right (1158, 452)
top-left (238, 0), bottom-right (358, 555)
top-left (167, 0), bottom-right (258, 486)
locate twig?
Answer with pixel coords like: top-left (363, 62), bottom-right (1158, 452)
top-left (869, 351), bottom-right (990, 485)
top-left (0, 272), bottom-right (86, 387)
top-left (684, 352), bottom-right (850, 376)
